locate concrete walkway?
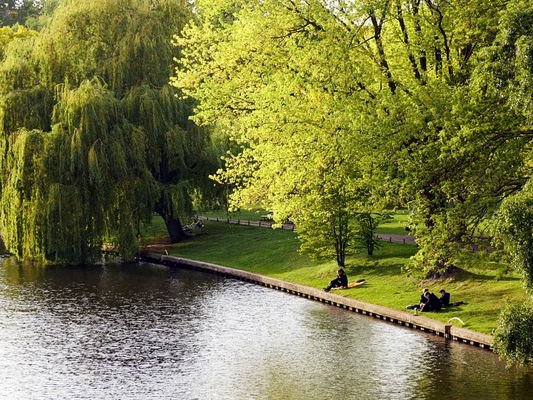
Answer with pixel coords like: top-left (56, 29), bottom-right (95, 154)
top-left (196, 215), bottom-right (416, 245)
top-left (139, 252), bottom-right (492, 350)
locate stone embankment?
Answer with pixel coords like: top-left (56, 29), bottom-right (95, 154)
top-left (139, 252), bottom-right (492, 350)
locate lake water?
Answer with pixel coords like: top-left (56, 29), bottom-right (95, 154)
top-left (0, 258), bottom-right (531, 399)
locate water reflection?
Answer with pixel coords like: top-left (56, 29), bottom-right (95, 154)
top-left (0, 258), bottom-right (531, 400)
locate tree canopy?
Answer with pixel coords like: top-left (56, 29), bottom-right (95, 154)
top-left (0, 0), bottom-right (218, 264)
top-left (174, 0), bottom-right (532, 274)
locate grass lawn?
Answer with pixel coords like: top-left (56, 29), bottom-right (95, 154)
top-left (197, 208), bottom-right (414, 236)
top-left (141, 217), bottom-right (528, 335)
top-left (197, 208), bottom-right (271, 221)
top-left (374, 210), bottom-right (412, 235)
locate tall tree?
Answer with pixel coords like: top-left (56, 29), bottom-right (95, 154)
top-left (174, 0), bottom-right (378, 266)
top-left (0, 0), bottom-right (216, 264)
top-left (175, 0), bottom-right (531, 275)
top-left (175, 0), bottom-right (533, 364)
top-left (488, 1), bottom-right (533, 365)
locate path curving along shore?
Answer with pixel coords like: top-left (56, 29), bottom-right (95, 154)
top-left (139, 252), bottom-right (492, 350)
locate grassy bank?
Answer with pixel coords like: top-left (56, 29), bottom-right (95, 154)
top-left (142, 218), bottom-right (527, 335)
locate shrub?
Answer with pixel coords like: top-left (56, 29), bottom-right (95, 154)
top-left (493, 300), bottom-right (533, 366)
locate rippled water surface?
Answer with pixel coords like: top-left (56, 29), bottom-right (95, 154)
top-left (0, 258), bottom-right (531, 399)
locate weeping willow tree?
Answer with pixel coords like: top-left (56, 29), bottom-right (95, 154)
top-left (0, 0), bottom-right (216, 264)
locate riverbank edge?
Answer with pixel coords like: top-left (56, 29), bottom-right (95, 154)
top-left (139, 252), bottom-right (493, 350)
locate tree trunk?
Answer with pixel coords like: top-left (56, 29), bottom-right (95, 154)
top-left (425, 260), bottom-right (458, 279)
top-left (158, 212), bottom-right (189, 243)
top-left (0, 234), bottom-right (6, 254)
top-left (336, 251), bottom-right (345, 267)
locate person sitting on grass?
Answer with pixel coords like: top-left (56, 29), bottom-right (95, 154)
top-left (420, 290), bottom-right (441, 312)
top-left (406, 288), bottom-right (441, 312)
top-left (405, 288), bottom-right (430, 310)
top-left (439, 289), bottom-right (465, 307)
top-left (439, 289), bottom-right (451, 307)
top-left (324, 268), bottom-right (348, 292)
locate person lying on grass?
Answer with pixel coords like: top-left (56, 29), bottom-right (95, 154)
top-left (324, 268), bottom-right (348, 292)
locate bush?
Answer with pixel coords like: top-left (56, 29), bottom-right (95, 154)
top-left (493, 300), bottom-right (533, 366)
top-left (494, 183), bottom-right (533, 294)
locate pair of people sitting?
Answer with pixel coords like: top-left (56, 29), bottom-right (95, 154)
top-left (406, 289), bottom-right (464, 311)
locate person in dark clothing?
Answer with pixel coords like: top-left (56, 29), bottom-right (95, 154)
top-left (439, 289), bottom-right (465, 307)
top-left (439, 289), bottom-right (451, 307)
top-left (324, 268), bottom-right (348, 292)
top-left (420, 288), bottom-right (429, 305)
top-left (420, 291), bottom-right (441, 312)
top-left (406, 288), bottom-right (429, 310)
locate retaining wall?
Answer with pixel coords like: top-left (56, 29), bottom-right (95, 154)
top-left (139, 252), bottom-right (493, 350)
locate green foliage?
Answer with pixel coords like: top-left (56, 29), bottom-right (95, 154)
top-left (296, 184), bottom-right (359, 268)
top-left (0, 0), bottom-right (222, 264)
top-left (0, 129), bottom-right (46, 261)
top-left (493, 300), bottom-right (533, 366)
top-left (477, 0), bottom-right (533, 124)
top-left (0, 0), bottom-right (43, 27)
top-left (494, 182), bottom-right (533, 294)
top-left (174, 0), bottom-right (532, 277)
top-left (175, 0), bottom-right (380, 265)
top-left (0, 24), bottom-right (37, 59)
top-left (354, 213), bottom-right (386, 257)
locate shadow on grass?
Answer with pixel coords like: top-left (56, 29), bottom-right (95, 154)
top-left (348, 265), bottom-right (403, 279)
top-left (360, 245), bottom-right (418, 260)
top-left (450, 268), bottom-right (521, 282)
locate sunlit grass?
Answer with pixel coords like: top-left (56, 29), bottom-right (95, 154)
top-left (374, 210), bottom-right (411, 235)
top-left (196, 208), bottom-right (270, 221)
top-left (197, 207), bottom-right (414, 236)
top-left (142, 217), bottom-right (527, 334)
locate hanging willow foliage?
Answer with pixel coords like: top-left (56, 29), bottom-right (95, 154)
top-left (0, 129), bottom-right (47, 261)
top-left (40, 79), bottom-right (157, 263)
top-left (121, 84), bottom-right (204, 219)
top-left (35, 0), bottom-right (190, 93)
top-left (0, 0), bottom-right (218, 264)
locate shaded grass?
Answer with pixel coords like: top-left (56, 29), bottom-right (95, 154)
top-left (199, 208), bottom-right (413, 236)
top-left (142, 217), bottom-right (527, 335)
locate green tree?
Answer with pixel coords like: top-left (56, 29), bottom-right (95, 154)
top-left (493, 300), bottom-right (533, 366)
top-left (175, 0), bottom-right (531, 274)
top-left (355, 213), bottom-right (388, 257)
top-left (0, 0), bottom-right (217, 264)
top-left (495, 182), bottom-right (533, 294)
top-left (0, 23), bottom-right (37, 58)
top-left (175, 0), bottom-right (532, 363)
top-left (175, 0), bottom-right (380, 266)
top-left (479, 1), bottom-right (533, 365)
